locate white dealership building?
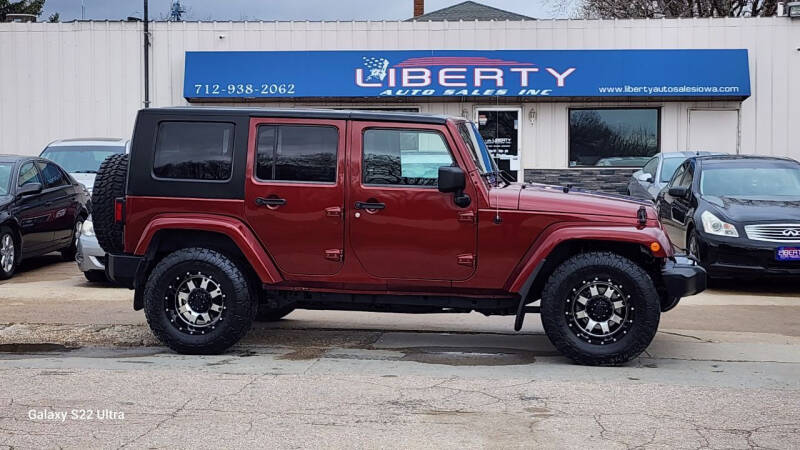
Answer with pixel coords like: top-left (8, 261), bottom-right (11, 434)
top-left (1, 13), bottom-right (798, 191)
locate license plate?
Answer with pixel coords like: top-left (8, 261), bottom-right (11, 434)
top-left (776, 247), bottom-right (800, 261)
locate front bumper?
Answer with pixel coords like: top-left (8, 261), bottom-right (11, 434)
top-left (106, 253), bottom-right (143, 289)
top-left (660, 255), bottom-right (707, 311)
top-left (697, 234), bottom-right (800, 278)
top-left (75, 233), bottom-right (105, 273)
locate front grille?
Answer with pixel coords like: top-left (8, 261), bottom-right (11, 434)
top-left (744, 224), bottom-right (800, 243)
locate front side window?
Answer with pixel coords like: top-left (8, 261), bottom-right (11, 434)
top-left (363, 129), bottom-right (453, 186)
top-left (669, 163), bottom-right (687, 188)
top-left (660, 157), bottom-right (687, 183)
top-left (35, 161), bottom-right (68, 188)
top-left (256, 125), bottom-right (338, 183)
top-left (153, 122), bottom-right (234, 181)
top-left (17, 162), bottom-right (41, 187)
top-left (569, 108), bottom-right (660, 167)
top-left (677, 164), bottom-right (694, 189)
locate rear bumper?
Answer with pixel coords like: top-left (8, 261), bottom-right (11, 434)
top-left (105, 253), bottom-right (143, 289)
top-left (660, 255), bottom-right (707, 311)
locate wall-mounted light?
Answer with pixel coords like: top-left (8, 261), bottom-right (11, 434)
top-left (787, 2), bottom-right (800, 17)
top-left (528, 108), bottom-right (536, 124)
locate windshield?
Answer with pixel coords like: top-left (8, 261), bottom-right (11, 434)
top-left (40, 145), bottom-right (124, 173)
top-left (0, 163), bottom-right (12, 196)
top-left (660, 157), bottom-right (687, 182)
top-left (457, 121), bottom-right (496, 175)
top-left (700, 166), bottom-right (800, 198)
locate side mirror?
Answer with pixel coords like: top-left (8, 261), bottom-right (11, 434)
top-left (17, 182), bottom-right (43, 196)
top-left (668, 186), bottom-right (689, 198)
top-left (637, 173), bottom-right (654, 183)
top-left (438, 166), bottom-right (466, 193)
top-left (438, 166), bottom-right (470, 207)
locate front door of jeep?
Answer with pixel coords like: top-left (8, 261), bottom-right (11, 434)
top-left (348, 121), bottom-right (477, 281)
top-left (245, 118), bottom-right (346, 276)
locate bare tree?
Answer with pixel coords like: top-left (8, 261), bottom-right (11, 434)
top-left (580, 0), bottom-right (780, 18)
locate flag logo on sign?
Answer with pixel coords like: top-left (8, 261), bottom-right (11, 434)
top-left (362, 57), bottom-right (389, 81)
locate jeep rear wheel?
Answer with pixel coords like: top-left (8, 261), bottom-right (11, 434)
top-left (143, 248), bottom-right (257, 354)
top-left (540, 251), bottom-right (660, 366)
top-left (93, 153), bottom-right (128, 254)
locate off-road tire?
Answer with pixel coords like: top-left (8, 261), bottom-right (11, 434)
top-left (83, 270), bottom-right (107, 283)
top-left (256, 305), bottom-right (295, 322)
top-left (540, 251), bottom-right (660, 366)
top-left (93, 153), bottom-right (128, 254)
top-left (143, 248), bottom-right (257, 354)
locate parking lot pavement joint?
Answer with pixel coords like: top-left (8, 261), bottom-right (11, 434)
top-left (658, 330), bottom-right (714, 343)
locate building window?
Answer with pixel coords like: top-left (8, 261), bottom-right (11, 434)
top-left (153, 122), bottom-right (234, 180)
top-left (256, 125), bottom-right (338, 183)
top-left (362, 129), bottom-right (453, 187)
top-left (568, 108), bottom-right (660, 168)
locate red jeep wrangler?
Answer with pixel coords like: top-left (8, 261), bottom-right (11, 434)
top-left (94, 107), bottom-right (705, 365)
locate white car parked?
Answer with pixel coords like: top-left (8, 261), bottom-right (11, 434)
top-left (40, 138), bottom-right (128, 282)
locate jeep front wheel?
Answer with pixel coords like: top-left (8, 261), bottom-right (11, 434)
top-left (143, 248), bottom-right (257, 354)
top-left (540, 251), bottom-right (660, 366)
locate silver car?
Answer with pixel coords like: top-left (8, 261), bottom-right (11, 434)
top-left (627, 151), bottom-right (722, 201)
top-left (40, 138), bottom-right (128, 282)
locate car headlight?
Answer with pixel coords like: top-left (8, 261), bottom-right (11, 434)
top-left (701, 211), bottom-right (738, 237)
top-left (81, 219), bottom-right (95, 237)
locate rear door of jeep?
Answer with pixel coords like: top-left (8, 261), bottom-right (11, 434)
top-left (244, 117), bottom-right (346, 276)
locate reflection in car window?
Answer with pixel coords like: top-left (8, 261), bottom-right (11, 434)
top-left (363, 129), bottom-right (454, 186)
top-left (36, 161), bottom-right (69, 188)
top-left (660, 157), bottom-right (686, 182)
top-left (256, 125), bottom-right (338, 183)
top-left (669, 163), bottom-right (686, 188)
top-left (701, 166), bottom-right (800, 197)
top-left (677, 164), bottom-right (694, 189)
top-left (0, 163), bottom-right (12, 195)
top-left (153, 122), bottom-right (234, 181)
top-left (17, 162), bottom-right (42, 187)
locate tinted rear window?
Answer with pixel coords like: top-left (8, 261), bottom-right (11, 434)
top-left (153, 122), bottom-right (234, 181)
top-left (255, 125), bottom-right (338, 183)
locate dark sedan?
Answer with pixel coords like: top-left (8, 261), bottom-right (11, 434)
top-left (656, 155), bottom-right (800, 278)
top-left (0, 155), bottom-right (91, 279)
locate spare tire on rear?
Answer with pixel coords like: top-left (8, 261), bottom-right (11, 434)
top-left (93, 153), bottom-right (129, 254)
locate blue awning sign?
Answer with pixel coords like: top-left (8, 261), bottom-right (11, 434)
top-left (183, 49), bottom-right (750, 100)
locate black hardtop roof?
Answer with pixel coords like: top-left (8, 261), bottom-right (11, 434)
top-left (142, 107), bottom-right (457, 125)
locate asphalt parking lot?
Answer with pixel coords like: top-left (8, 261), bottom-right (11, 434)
top-left (1, 256), bottom-right (799, 448)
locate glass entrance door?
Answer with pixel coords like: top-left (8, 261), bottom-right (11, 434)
top-left (475, 108), bottom-right (521, 182)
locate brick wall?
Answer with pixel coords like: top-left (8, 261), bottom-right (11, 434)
top-left (524, 168), bottom-right (637, 195)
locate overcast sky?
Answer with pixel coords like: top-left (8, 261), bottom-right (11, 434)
top-left (40, 0), bottom-right (577, 21)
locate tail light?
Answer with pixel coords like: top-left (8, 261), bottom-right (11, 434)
top-left (114, 198), bottom-right (125, 224)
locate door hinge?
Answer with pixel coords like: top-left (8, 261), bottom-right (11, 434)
top-left (458, 211), bottom-right (475, 223)
top-left (457, 253), bottom-right (475, 267)
top-left (325, 206), bottom-right (342, 217)
top-left (325, 249), bottom-right (343, 261)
